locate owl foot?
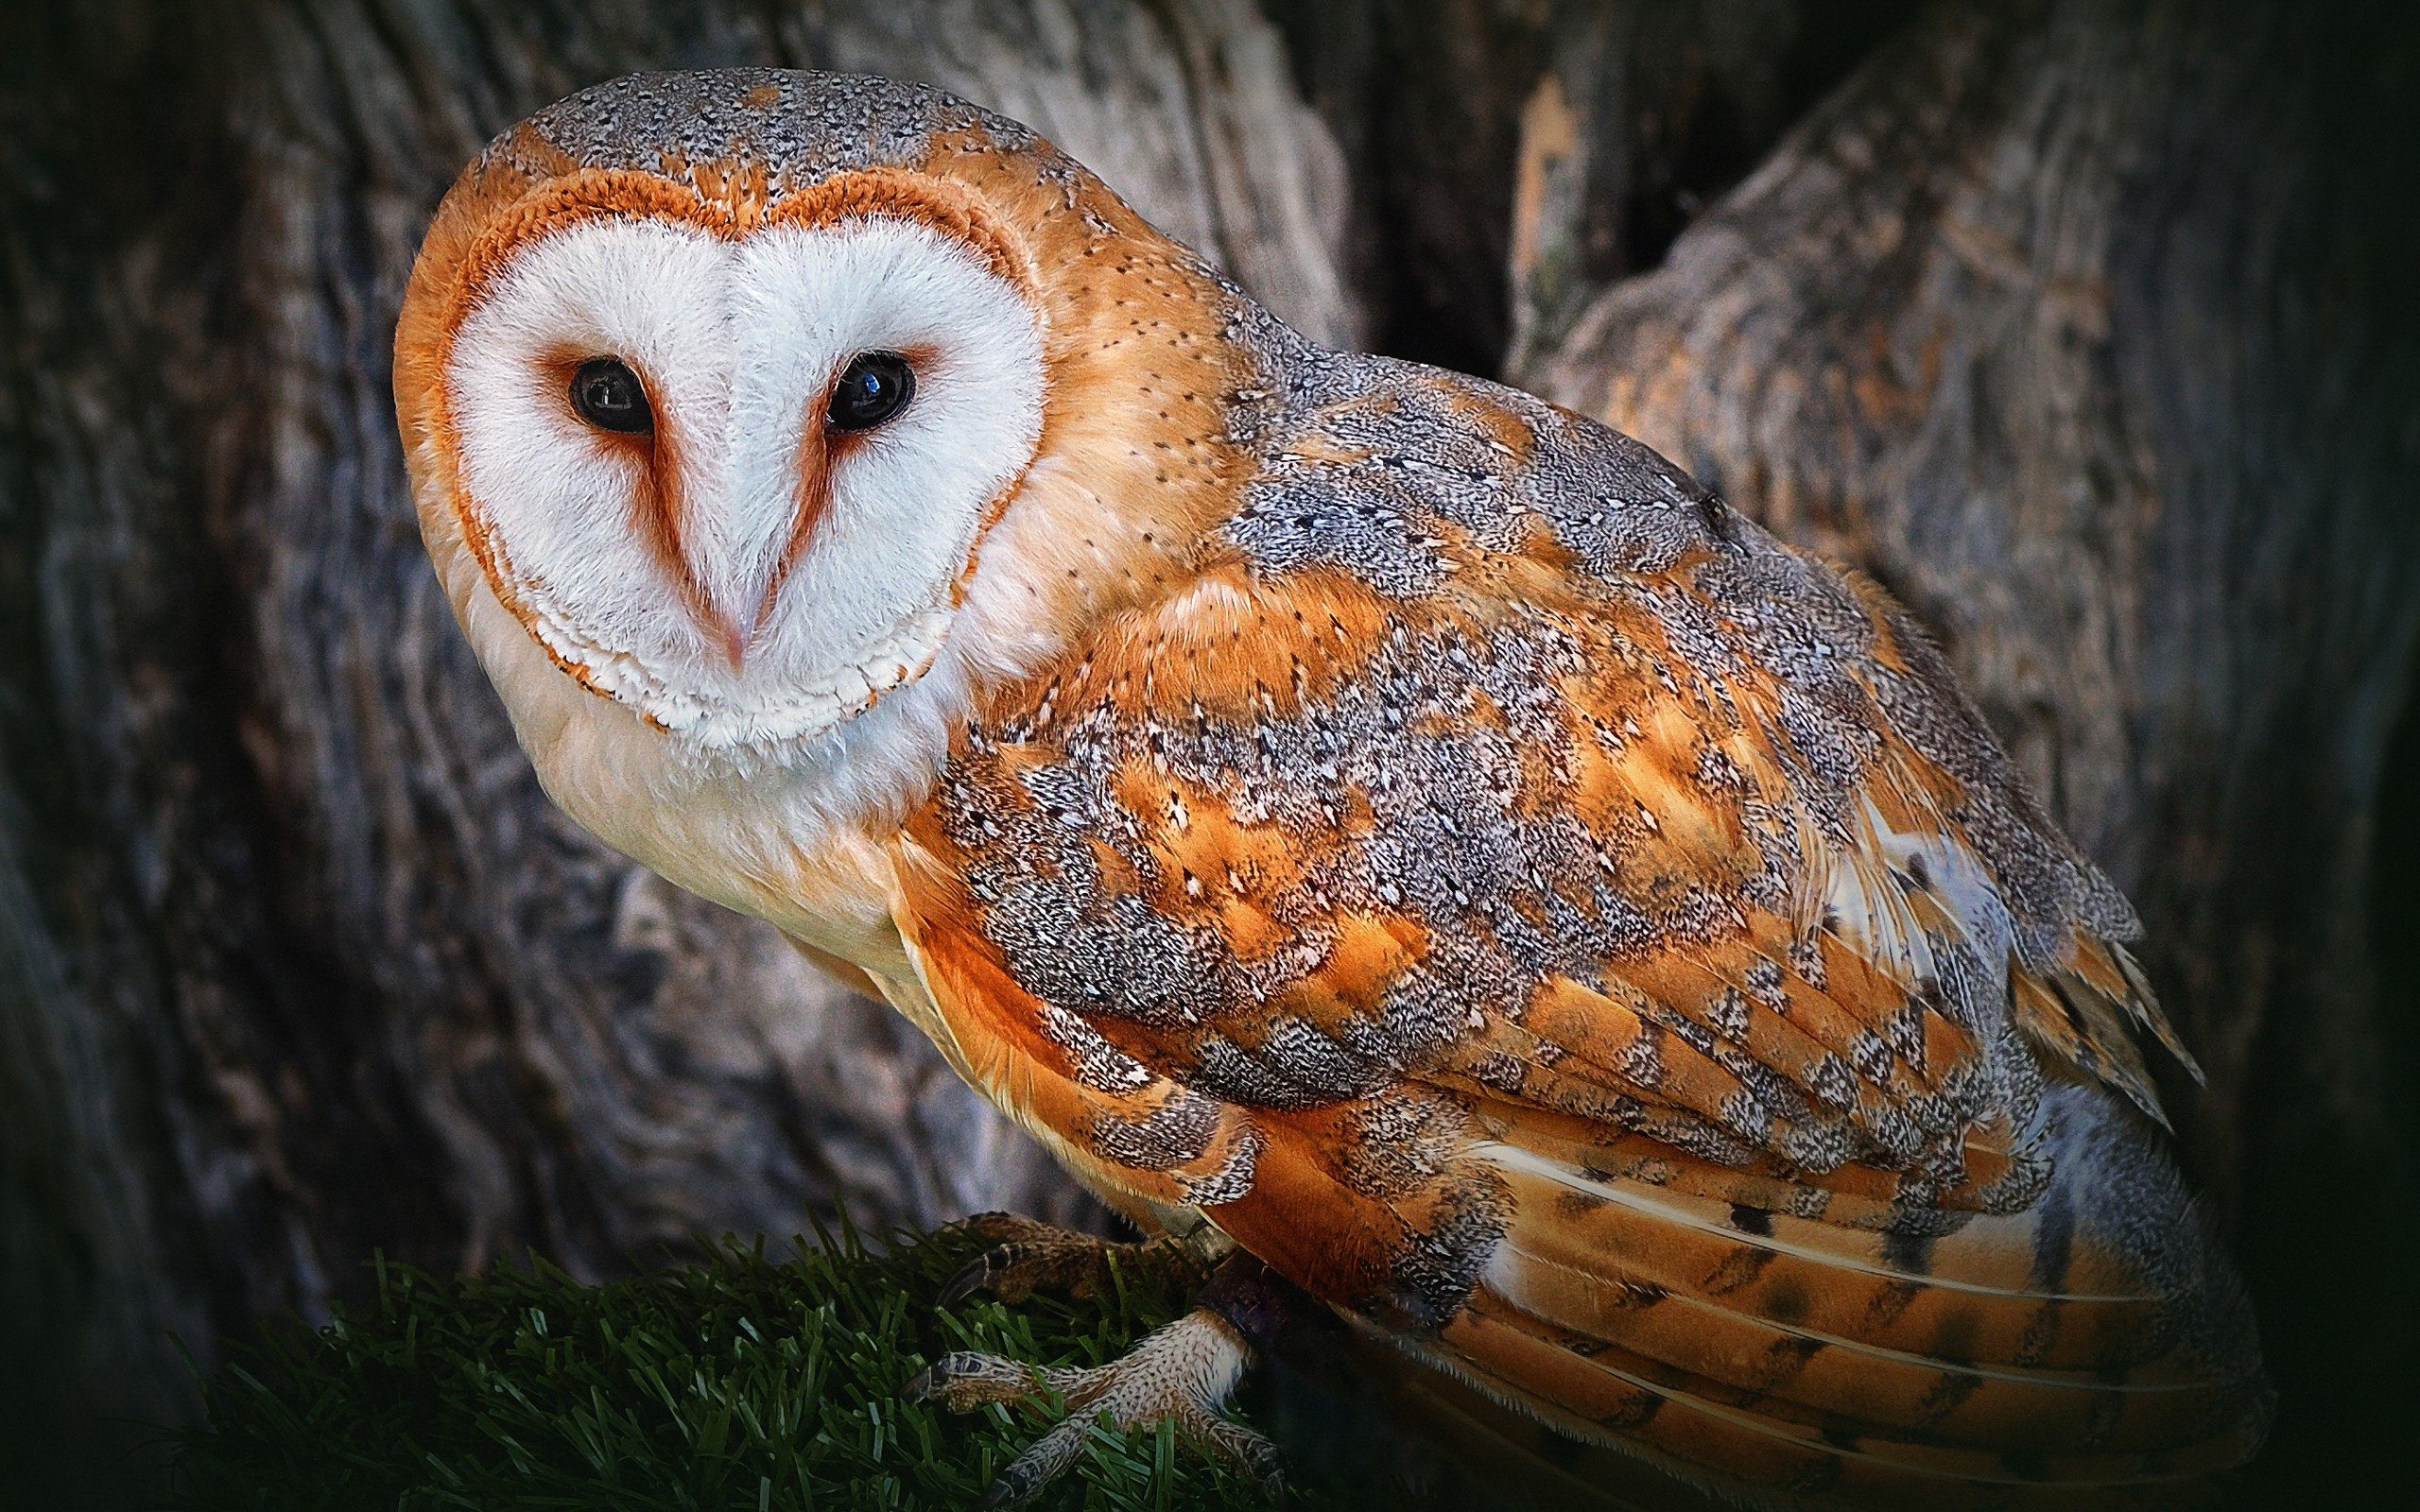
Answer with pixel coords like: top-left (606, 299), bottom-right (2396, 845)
top-left (934, 1211), bottom-right (1229, 1308)
top-left (905, 1307), bottom-right (1281, 1506)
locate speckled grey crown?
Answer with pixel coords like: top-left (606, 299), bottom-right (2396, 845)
top-left (494, 68), bottom-right (1046, 186)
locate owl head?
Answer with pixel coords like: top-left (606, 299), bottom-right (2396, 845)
top-left (395, 71), bottom-right (1253, 787)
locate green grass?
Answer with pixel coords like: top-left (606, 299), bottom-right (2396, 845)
top-left (164, 1220), bottom-right (1304, 1512)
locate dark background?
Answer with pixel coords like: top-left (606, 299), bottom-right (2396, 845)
top-left (2, 1), bottom-right (2413, 1505)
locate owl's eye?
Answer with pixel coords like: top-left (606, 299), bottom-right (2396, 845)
top-left (570, 357), bottom-right (652, 435)
top-left (828, 352), bottom-right (916, 432)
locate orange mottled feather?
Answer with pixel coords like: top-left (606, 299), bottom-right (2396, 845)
top-left (887, 364), bottom-right (2262, 1501)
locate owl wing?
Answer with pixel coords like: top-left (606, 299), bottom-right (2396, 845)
top-left (889, 368), bottom-right (2259, 1503)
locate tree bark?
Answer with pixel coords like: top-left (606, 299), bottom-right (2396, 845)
top-left (0, 0), bottom-right (1358, 1466)
top-left (1, 1), bottom-right (2411, 1503)
top-left (1523, 1), bottom-right (2420, 1497)
top-left (1263, 0), bottom-right (1923, 376)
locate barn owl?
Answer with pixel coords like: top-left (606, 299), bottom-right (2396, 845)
top-left (395, 70), bottom-right (2268, 1508)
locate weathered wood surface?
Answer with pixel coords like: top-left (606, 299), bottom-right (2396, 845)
top-left (1535, 0), bottom-right (2418, 1184)
top-left (0, 0), bottom-right (1357, 1445)
top-left (1266, 0), bottom-right (1875, 375)
top-left (1520, 2), bottom-right (2420, 1497)
top-left (0, 0), bottom-right (2413, 1503)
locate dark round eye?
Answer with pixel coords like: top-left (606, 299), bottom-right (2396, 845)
top-left (570, 356), bottom-right (652, 435)
top-left (827, 352), bottom-right (916, 432)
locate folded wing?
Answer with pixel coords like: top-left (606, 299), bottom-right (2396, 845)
top-left (891, 376), bottom-right (2264, 1504)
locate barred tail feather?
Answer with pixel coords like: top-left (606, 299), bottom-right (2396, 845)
top-left (1424, 1101), bottom-right (2266, 1507)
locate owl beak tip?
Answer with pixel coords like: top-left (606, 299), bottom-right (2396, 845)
top-left (714, 615), bottom-right (750, 669)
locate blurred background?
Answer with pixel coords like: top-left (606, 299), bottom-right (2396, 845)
top-left (0, 0), bottom-right (2412, 1504)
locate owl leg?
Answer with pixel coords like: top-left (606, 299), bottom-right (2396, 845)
top-left (907, 1256), bottom-right (1287, 1505)
top-left (933, 1211), bottom-right (1229, 1307)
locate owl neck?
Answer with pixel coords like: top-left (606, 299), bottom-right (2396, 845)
top-left (918, 148), bottom-right (1280, 694)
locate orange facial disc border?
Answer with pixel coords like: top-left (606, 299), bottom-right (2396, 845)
top-left (406, 163), bottom-right (1044, 718)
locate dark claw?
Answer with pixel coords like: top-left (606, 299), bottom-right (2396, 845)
top-left (948, 1211), bottom-right (1038, 1244)
top-left (978, 1462), bottom-right (1039, 1508)
top-left (937, 1245), bottom-right (1010, 1309)
top-left (1253, 1457), bottom-right (1288, 1505)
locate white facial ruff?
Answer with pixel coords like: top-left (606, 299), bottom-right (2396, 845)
top-left (442, 213), bottom-right (1046, 749)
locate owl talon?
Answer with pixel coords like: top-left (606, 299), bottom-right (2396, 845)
top-left (938, 1232), bottom-right (1109, 1308)
top-left (904, 1349), bottom-right (1065, 1412)
top-left (909, 1309), bottom-right (1278, 1504)
top-left (936, 1211), bottom-right (1066, 1246)
top-left (934, 1213), bottom-right (1225, 1309)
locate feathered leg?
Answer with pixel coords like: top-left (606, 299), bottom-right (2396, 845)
top-left (908, 1245), bottom-right (1290, 1504)
top-left (931, 1211), bottom-right (1224, 1307)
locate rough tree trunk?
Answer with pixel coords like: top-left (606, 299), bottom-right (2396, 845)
top-left (1519, 1), bottom-right (2420, 1498)
top-left (0, 0), bottom-right (1359, 1475)
top-left (0, 1), bottom-right (2411, 1505)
